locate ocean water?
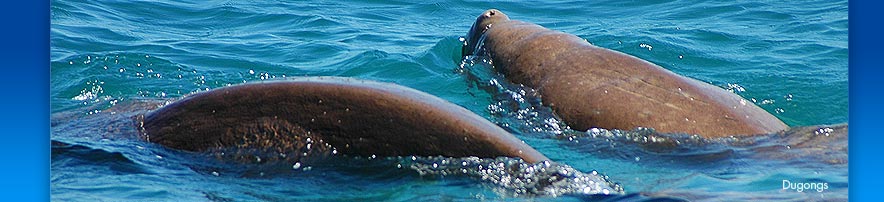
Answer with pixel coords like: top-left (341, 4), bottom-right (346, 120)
top-left (50, 0), bottom-right (848, 201)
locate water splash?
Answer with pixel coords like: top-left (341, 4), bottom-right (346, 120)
top-left (401, 156), bottom-right (623, 197)
top-left (458, 54), bottom-right (570, 137)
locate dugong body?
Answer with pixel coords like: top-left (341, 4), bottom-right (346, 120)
top-left (141, 77), bottom-right (548, 163)
top-left (463, 9), bottom-right (788, 138)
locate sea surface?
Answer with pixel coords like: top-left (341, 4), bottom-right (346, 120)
top-left (50, 0), bottom-right (848, 201)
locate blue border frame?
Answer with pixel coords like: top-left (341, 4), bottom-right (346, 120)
top-left (0, 1), bottom-right (49, 201)
top-left (848, 1), bottom-right (883, 201)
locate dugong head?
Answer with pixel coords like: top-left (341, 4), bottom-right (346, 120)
top-left (463, 9), bottom-right (510, 56)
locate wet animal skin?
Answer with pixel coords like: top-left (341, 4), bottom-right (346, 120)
top-left (463, 9), bottom-right (788, 138)
top-left (141, 77), bottom-right (549, 163)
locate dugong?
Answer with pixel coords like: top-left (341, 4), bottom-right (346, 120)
top-left (141, 77), bottom-right (549, 163)
top-left (463, 9), bottom-right (788, 138)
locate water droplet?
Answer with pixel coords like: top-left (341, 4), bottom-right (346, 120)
top-left (292, 162), bottom-right (301, 169)
top-left (639, 43), bottom-right (653, 51)
top-left (248, 69), bottom-right (255, 74)
top-left (211, 171), bottom-right (219, 176)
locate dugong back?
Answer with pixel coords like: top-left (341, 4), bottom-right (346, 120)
top-left (141, 77), bottom-right (548, 163)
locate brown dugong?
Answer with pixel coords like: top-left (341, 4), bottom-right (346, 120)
top-left (463, 9), bottom-right (788, 138)
top-left (140, 77), bottom-right (548, 163)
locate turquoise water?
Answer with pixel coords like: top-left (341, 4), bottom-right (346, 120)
top-left (50, 0), bottom-right (848, 201)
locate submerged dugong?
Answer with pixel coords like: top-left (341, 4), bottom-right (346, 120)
top-left (463, 9), bottom-right (788, 138)
top-left (141, 77), bottom-right (548, 163)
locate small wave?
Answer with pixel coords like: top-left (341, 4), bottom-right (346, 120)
top-left (51, 140), bottom-right (149, 174)
top-left (52, 53), bottom-right (204, 96)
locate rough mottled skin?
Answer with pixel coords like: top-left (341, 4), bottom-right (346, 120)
top-left (141, 77), bottom-right (548, 163)
top-left (464, 9), bottom-right (788, 138)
